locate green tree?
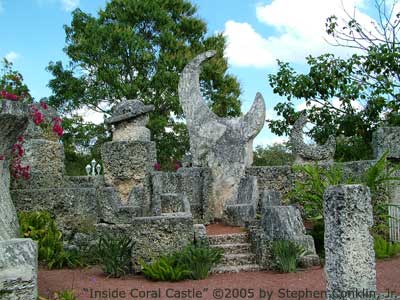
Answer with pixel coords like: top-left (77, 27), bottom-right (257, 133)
top-left (47, 0), bottom-right (241, 166)
top-left (252, 143), bottom-right (294, 166)
top-left (267, 0), bottom-right (400, 161)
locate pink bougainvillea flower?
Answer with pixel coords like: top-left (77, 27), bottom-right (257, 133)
top-left (12, 143), bottom-right (24, 157)
top-left (0, 155), bottom-right (4, 160)
top-left (154, 162), bottom-right (161, 171)
top-left (0, 90), bottom-right (20, 101)
top-left (32, 110), bottom-right (44, 125)
top-left (174, 161), bottom-right (182, 171)
top-left (17, 135), bottom-right (24, 143)
top-left (52, 117), bottom-right (64, 137)
top-left (40, 101), bottom-right (48, 110)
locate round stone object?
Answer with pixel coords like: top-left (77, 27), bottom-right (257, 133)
top-left (106, 100), bottom-right (154, 125)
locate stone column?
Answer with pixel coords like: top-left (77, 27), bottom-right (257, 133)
top-left (0, 100), bottom-right (28, 240)
top-left (372, 126), bottom-right (400, 206)
top-left (324, 185), bottom-right (376, 300)
top-left (0, 100), bottom-right (38, 300)
top-left (102, 100), bottom-right (156, 206)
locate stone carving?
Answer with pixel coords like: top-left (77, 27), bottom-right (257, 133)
top-left (224, 176), bottom-right (259, 226)
top-left (106, 100), bottom-right (155, 142)
top-left (178, 50), bottom-right (266, 217)
top-left (290, 114), bottom-right (335, 164)
top-left (324, 185), bottom-right (376, 299)
top-left (102, 100), bottom-right (156, 204)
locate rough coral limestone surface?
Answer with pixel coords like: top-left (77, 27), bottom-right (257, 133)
top-left (178, 51), bottom-right (265, 218)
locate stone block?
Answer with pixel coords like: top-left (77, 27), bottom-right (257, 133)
top-left (0, 239), bottom-right (38, 300)
top-left (102, 140), bottom-right (156, 203)
top-left (11, 139), bottom-right (65, 190)
top-left (372, 127), bottom-right (400, 160)
top-left (260, 206), bottom-right (306, 240)
top-left (324, 185), bottom-right (376, 299)
top-left (151, 168), bottom-right (212, 223)
top-left (299, 254), bottom-right (320, 268)
top-left (224, 204), bottom-right (256, 227)
top-left (11, 188), bottom-right (99, 241)
top-left (260, 190), bottom-right (281, 209)
top-left (160, 193), bottom-right (190, 214)
top-left (96, 214), bottom-right (194, 272)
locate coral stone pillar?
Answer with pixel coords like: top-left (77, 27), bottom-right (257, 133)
top-left (324, 185), bottom-right (376, 300)
top-left (102, 100), bottom-right (156, 206)
top-left (0, 100), bottom-right (28, 240)
top-left (0, 100), bottom-right (38, 300)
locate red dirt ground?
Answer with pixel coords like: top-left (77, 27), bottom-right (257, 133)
top-left (206, 223), bottom-right (245, 235)
top-left (39, 257), bottom-right (400, 300)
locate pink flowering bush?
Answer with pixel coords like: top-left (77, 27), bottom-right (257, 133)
top-left (30, 102), bottom-right (64, 137)
top-left (0, 90), bottom-right (20, 101)
top-left (0, 59), bottom-right (63, 180)
top-left (10, 136), bottom-right (30, 180)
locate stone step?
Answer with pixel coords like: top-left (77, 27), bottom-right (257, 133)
top-left (210, 243), bottom-right (252, 255)
top-left (208, 233), bottom-right (248, 245)
top-left (221, 253), bottom-right (256, 266)
top-left (212, 264), bottom-right (261, 274)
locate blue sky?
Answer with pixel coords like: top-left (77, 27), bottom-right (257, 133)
top-left (0, 0), bottom-right (386, 146)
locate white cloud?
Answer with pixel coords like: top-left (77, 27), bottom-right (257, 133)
top-left (73, 101), bottom-right (110, 125)
top-left (224, 21), bottom-right (275, 67)
top-left (74, 107), bottom-right (105, 124)
top-left (60, 0), bottom-right (79, 11)
top-left (5, 51), bottom-right (19, 63)
top-left (224, 0), bottom-right (378, 67)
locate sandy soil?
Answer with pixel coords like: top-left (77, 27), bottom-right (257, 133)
top-left (38, 256), bottom-right (400, 300)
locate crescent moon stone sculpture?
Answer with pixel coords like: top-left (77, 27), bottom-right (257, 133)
top-left (178, 51), bottom-right (266, 218)
top-left (290, 114), bottom-right (336, 164)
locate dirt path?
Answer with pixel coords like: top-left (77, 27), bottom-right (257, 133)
top-left (39, 256), bottom-right (400, 300)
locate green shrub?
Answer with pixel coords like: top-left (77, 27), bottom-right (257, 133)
top-left (140, 243), bottom-right (223, 281)
top-left (289, 151), bottom-right (400, 239)
top-left (374, 235), bottom-right (400, 259)
top-left (177, 243), bottom-right (223, 279)
top-left (272, 240), bottom-right (308, 273)
top-left (18, 211), bottom-right (83, 269)
top-left (141, 255), bottom-right (190, 282)
top-left (96, 234), bottom-right (134, 278)
top-left (289, 163), bottom-right (345, 220)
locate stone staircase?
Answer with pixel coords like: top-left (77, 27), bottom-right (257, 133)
top-left (209, 232), bottom-right (261, 273)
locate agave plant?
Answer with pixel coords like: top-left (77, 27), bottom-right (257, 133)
top-left (272, 240), bottom-right (309, 273)
top-left (96, 233), bottom-right (134, 278)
